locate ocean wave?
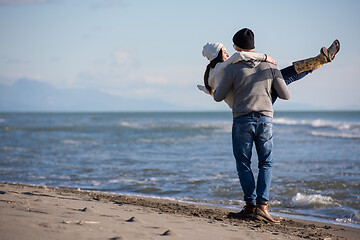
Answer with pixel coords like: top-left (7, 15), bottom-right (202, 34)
top-left (274, 118), bottom-right (360, 139)
top-left (292, 193), bottom-right (341, 208)
top-left (117, 120), bottom-right (231, 133)
top-left (273, 118), bottom-right (301, 126)
top-left (1, 146), bottom-right (27, 152)
top-left (191, 122), bottom-right (231, 132)
top-left (274, 118), bottom-right (360, 130)
top-left (62, 139), bottom-right (82, 145)
top-left (135, 187), bottom-right (162, 193)
top-left (308, 131), bottom-right (360, 139)
top-left (137, 135), bottom-right (211, 144)
top-left (61, 139), bottom-right (99, 145)
top-left (1, 126), bottom-right (12, 132)
top-left (116, 177), bottom-right (162, 185)
top-left (336, 218), bottom-right (360, 224)
top-left (117, 121), bottom-right (143, 129)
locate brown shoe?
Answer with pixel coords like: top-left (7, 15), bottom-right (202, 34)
top-left (252, 203), bottom-right (280, 224)
top-left (228, 203), bottom-right (255, 219)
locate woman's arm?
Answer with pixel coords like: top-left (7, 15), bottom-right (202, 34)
top-left (230, 51), bottom-right (276, 64)
top-left (212, 52), bottom-right (265, 74)
top-left (210, 52), bottom-right (275, 84)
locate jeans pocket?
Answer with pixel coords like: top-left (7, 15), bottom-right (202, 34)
top-left (260, 122), bottom-right (273, 141)
top-left (234, 123), bottom-right (252, 141)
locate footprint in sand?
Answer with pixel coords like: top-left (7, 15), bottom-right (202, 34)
top-left (108, 237), bottom-right (123, 240)
top-left (39, 222), bottom-right (51, 228)
top-left (160, 229), bottom-right (175, 236)
top-left (125, 216), bottom-right (137, 222)
top-left (77, 207), bottom-right (88, 212)
top-left (71, 207), bottom-right (93, 213)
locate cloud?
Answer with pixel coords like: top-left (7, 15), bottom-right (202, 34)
top-left (143, 76), bottom-right (168, 85)
top-left (131, 88), bottom-right (157, 97)
top-left (113, 49), bottom-right (140, 74)
top-left (4, 58), bottom-right (30, 64)
top-left (114, 51), bottom-right (131, 69)
top-left (0, 0), bottom-right (62, 6)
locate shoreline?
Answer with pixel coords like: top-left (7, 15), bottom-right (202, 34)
top-left (108, 194), bottom-right (360, 230)
top-left (1, 182), bottom-right (358, 240)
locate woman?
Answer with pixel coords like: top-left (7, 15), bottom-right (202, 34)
top-left (198, 40), bottom-right (340, 108)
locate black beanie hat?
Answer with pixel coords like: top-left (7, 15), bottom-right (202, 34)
top-left (232, 28), bottom-right (255, 50)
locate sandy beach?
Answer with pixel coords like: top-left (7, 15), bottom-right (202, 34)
top-left (0, 182), bottom-right (358, 240)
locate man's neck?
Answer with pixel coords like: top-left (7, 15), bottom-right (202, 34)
top-left (239, 48), bottom-right (255, 52)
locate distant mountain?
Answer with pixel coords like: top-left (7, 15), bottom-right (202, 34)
top-left (0, 79), bottom-right (176, 112)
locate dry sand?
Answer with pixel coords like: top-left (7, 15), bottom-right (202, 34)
top-left (0, 182), bottom-right (358, 240)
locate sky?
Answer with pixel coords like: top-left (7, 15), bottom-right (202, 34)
top-left (0, 0), bottom-right (360, 111)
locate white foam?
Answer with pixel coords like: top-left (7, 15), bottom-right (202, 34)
top-left (335, 218), bottom-right (359, 224)
top-left (137, 135), bottom-right (210, 145)
top-left (1, 146), bottom-right (10, 151)
top-left (108, 179), bottom-right (121, 184)
top-left (274, 118), bottom-right (360, 130)
top-left (61, 139), bottom-right (99, 145)
top-left (90, 180), bottom-right (102, 186)
top-left (117, 121), bottom-right (142, 129)
top-left (309, 131), bottom-right (360, 139)
top-left (292, 193), bottom-right (340, 208)
top-left (1, 146), bottom-right (26, 152)
top-left (62, 139), bottom-right (81, 145)
top-left (192, 121), bottom-right (232, 133)
top-left (274, 117), bottom-right (360, 139)
top-left (273, 118), bottom-right (304, 126)
top-left (270, 200), bottom-right (282, 206)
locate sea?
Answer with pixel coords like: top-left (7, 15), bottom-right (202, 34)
top-left (0, 111), bottom-right (359, 228)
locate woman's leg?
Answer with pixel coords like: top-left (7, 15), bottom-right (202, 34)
top-left (281, 66), bottom-right (310, 85)
top-left (271, 66), bottom-right (310, 104)
top-left (293, 40), bottom-right (340, 74)
top-left (271, 40), bottom-right (340, 105)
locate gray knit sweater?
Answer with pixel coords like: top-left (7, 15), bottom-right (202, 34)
top-left (213, 60), bottom-right (290, 118)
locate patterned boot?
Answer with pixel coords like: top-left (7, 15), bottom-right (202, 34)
top-left (293, 49), bottom-right (328, 74)
top-left (292, 40), bottom-right (340, 74)
top-left (322, 39), bottom-right (340, 62)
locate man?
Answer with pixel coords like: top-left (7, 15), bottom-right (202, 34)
top-left (213, 28), bottom-right (290, 224)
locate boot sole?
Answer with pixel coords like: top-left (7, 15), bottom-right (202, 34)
top-left (228, 213), bottom-right (253, 219)
top-left (321, 47), bottom-right (331, 62)
top-left (322, 40), bottom-right (341, 62)
top-left (330, 40), bottom-right (340, 60)
top-left (252, 214), bottom-right (280, 225)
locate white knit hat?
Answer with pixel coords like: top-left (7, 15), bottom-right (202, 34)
top-left (202, 42), bottom-right (223, 61)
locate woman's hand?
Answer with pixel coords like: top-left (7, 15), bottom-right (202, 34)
top-left (266, 55), bottom-right (276, 65)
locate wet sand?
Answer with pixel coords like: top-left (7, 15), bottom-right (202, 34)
top-left (0, 182), bottom-right (358, 240)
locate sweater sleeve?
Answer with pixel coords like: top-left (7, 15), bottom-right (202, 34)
top-left (272, 67), bottom-right (290, 100)
top-left (214, 52), bottom-right (265, 74)
top-left (213, 66), bottom-right (234, 102)
top-left (232, 51), bottom-right (266, 62)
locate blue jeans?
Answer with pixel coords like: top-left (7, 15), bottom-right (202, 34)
top-left (271, 65), bottom-right (310, 104)
top-left (232, 114), bottom-right (273, 205)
